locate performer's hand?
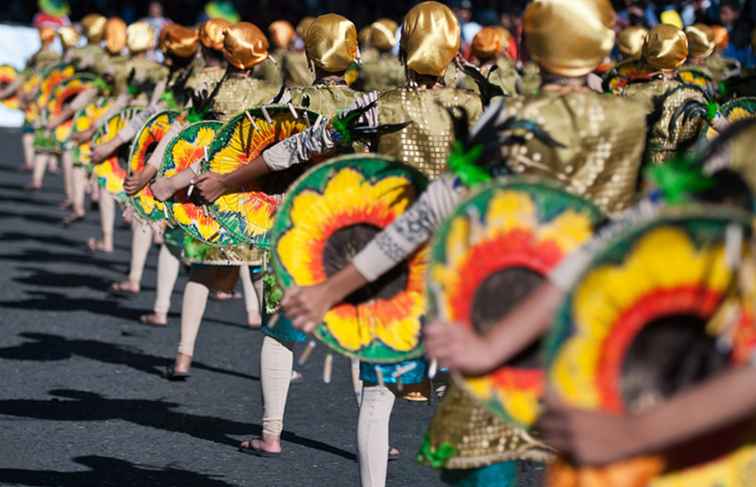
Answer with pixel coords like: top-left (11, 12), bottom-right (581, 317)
top-left (91, 145), bottom-right (110, 165)
top-left (47, 115), bottom-right (61, 130)
top-left (282, 283), bottom-right (336, 333)
top-left (150, 176), bottom-right (176, 202)
top-left (424, 320), bottom-right (498, 375)
top-left (194, 172), bottom-right (230, 203)
top-left (537, 389), bottom-right (647, 466)
top-left (124, 166), bottom-right (157, 196)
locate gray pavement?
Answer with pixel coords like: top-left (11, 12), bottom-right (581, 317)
top-left (0, 128), bottom-right (451, 487)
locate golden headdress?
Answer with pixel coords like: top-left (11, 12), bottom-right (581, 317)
top-left (127, 21), bottom-right (156, 54)
top-left (524, 0), bottom-right (616, 77)
top-left (160, 23), bottom-right (199, 59)
top-left (401, 1), bottom-right (460, 77)
top-left (471, 26), bottom-right (502, 61)
top-left (296, 17), bottom-right (315, 38)
top-left (305, 14), bottom-right (358, 73)
top-left (223, 22), bottom-right (269, 70)
top-left (359, 26), bottom-right (372, 47)
top-left (642, 24), bottom-right (688, 71)
top-left (199, 18), bottom-right (231, 51)
top-left (58, 26), bottom-right (80, 49)
top-left (617, 26), bottom-right (648, 59)
top-left (685, 24), bottom-right (715, 58)
top-left (369, 18), bottom-right (398, 51)
top-left (38, 26), bottom-right (56, 45)
top-left (493, 26), bottom-right (513, 56)
top-left (269, 20), bottom-right (295, 50)
top-left (709, 25), bottom-right (729, 50)
top-left (104, 17), bottom-right (127, 55)
top-left (81, 14), bottom-right (106, 43)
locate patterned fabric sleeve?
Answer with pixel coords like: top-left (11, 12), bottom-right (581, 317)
top-left (353, 174), bottom-right (462, 282)
top-left (261, 91), bottom-right (379, 171)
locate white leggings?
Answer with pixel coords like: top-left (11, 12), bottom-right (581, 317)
top-left (177, 266), bottom-right (261, 356)
top-left (153, 244), bottom-right (180, 315)
top-left (128, 219), bottom-right (153, 284)
top-left (260, 335), bottom-right (293, 438)
top-left (358, 385), bottom-right (395, 487)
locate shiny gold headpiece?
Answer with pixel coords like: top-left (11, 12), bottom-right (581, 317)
top-left (709, 25), bottom-right (728, 50)
top-left (104, 17), bottom-right (127, 55)
top-left (305, 14), bottom-right (358, 73)
top-left (471, 26), bottom-right (502, 61)
top-left (296, 17), bottom-right (315, 38)
top-left (370, 18), bottom-right (398, 51)
top-left (617, 26), bottom-right (648, 59)
top-left (39, 26), bottom-right (56, 45)
top-left (160, 23), bottom-right (199, 59)
top-left (223, 22), bottom-right (269, 70)
top-left (401, 1), bottom-right (460, 77)
top-left (269, 20), bottom-right (295, 49)
top-left (82, 14), bottom-right (106, 43)
top-left (524, 0), bottom-right (616, 77)
top-left (642, 24), bottom-right (688, 70)
top-left (685, 24), bottom-right (715, 58)
top-left (199, 18), bottom-right (231, 51)
top-left (58, 26), bottom-right (80, 49)
top-left (127, 21), bottom-right (156, 54)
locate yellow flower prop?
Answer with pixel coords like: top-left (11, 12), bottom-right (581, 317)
top-left (552, 226), bottom-right (732, 412)
top-left (274, 158), bottom-right (428, 360)
top-left (430, 184), bottom-right (599, 426)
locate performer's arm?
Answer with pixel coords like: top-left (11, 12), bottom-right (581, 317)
top-left (47, 87), bottom-right (98, 129)
top-left (0, 77), bottom-right (23, 99)
top-left (124, 120), bottom-right (187, 196)
top-left (538, 364), bottom-right (756, 466)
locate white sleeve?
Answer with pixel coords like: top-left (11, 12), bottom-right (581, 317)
top-left (353, 174), bottom-right (462, 282)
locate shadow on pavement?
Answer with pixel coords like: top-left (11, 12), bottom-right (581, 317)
top-left (0, 389), bottom-right (356, 460)
top-left (0, 455), bottom-right (236, 487)
top-left (0, 332), bottom-right (259, 382)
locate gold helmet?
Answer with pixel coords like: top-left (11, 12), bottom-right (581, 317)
top-left (160, 23), bottom-right (200, 59)
top-left (38, 26), bottom-right (56, 45)
top-left (222, 22), bottom-right (269, 70)
top-left (269, 20), bottom-right (295, 50)
top-left (81, 14), bottom-right (106, 43)
top-left (305, 14), bottom-right (359, 73)
top-left (296, 17), bottom-right (315, 38)
top-left (471, 26), bottom-right (502, 61)
top-left (642, 24), bottom-right (688, 71)
top-left (369, 18), bottom-right (398, 51)
top-left (685, 24), bottom-right (715, 58)
top-left (58, 26), bottom-right (81, 49)
top-left (617, 26), bottom-right (648, 60)
top-left (524, 0), bottom-right (616, 77)
top-left (401, 1), bottom-right (460, 77)
top-left (199, 18), bottom-right (232, 51)
top-left (127, 21), bottom-right (156, 54)
top-left (709, 25), bottom-right (729, 50)
top-left (104, 17), bottom-right (127, 55)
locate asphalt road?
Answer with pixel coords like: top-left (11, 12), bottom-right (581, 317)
top-left (0, 128), bottom-right (449, 487)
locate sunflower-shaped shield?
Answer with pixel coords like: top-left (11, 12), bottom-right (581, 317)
top-left (92, 107), bottom-right (144, 198)
top-left (203, 105), bottom-right (319, 248)
top-left (544, 206), bottom-right (755, 485)
top-left (37, 63), bottom-right (76, 109)
top-left (427, 179), bottom-right (603, 427)
top-left (70, 98), bottom-right (114, 168)
top-left (545, 206), bottom-right (754, 414)
top-left (161, 120), bottom-right (225, 243)
top-left (704, 97), bottom-right (756, 141)
top-left (271, 154), bottom-right (429, 363)
top-left (0, 64), bottom-right (19, 110)
top-left (127, 110), bottom-right (179, 222)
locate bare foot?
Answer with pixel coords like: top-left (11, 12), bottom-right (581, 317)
top-left (172, 352), bottom-right (192, 375)
top-left (87, 238), bottom-right (113, 253)
top-left (389, 447), bottom-right (400, 461)
top-left (239, 436), bottom-right (282, 456)
top-left (25, 183), bottom-right (41, 191)
top-left (140, 313), bottom-right (167, 327)
top-left (291, 370), bottom-right (304, 383)
top-left (211, 290), bottom-right (242, 301)
top-left (58, 200), bottom-right (72, 209)
top-left (110, 280), bottom-right (140, 295)
top-left (62, 212), bottom-right (85, 226)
